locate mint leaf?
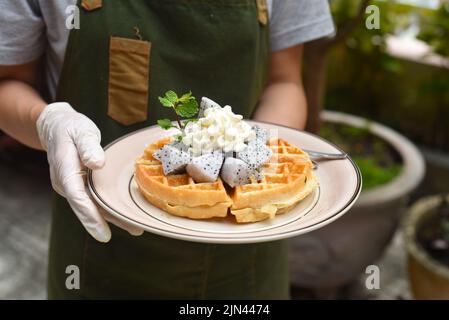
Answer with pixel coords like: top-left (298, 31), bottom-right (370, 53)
top-left (165, 90), bottom-right (178, 104)
top-left (157, 90), bottom-right (199, 131)
top-left (178, 91), bottom-right (192, 103)
top-left (176, 99), bottom-right (199, 118)
top-left (157, 118), bottom-right (174, 130)
top-left (158, 97), bottom-right (173, 107)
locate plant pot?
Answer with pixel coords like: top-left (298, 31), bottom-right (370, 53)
top-left (403, 195), bottom-right (449, 300)
top-left (415, 147), bottom-right (449, 198)
top-left (289, 110), bottom-right (425, 298)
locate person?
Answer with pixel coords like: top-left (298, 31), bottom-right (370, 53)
top-left (0, 0), bottom-right (335, 299)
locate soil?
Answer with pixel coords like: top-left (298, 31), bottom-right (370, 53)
top-left (320, 122), bottom-right (403, 190)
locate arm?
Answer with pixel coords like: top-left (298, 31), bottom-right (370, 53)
top-left (252, 44), bottom-right (307, 130)
top-left (0, 61), bottom-right (142, 241)
top-left (0, 59), bottom-right (46, 149)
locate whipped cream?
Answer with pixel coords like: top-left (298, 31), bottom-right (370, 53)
top-left (182, 104), bottom-right (255, 155)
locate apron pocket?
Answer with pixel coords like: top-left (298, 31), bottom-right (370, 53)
top-left (108, 36), bottom-right (151, 126)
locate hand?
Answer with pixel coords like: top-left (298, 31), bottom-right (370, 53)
top-left (36, 102), bottom-right (143, 242)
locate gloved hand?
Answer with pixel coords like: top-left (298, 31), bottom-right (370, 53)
top-left (36, 102), bottom-right (144, 242)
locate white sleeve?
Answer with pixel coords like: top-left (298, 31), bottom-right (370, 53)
top-left (0, 0), bottom-right (46, 65)
top-left (270, 0), bottom-right (336, 52)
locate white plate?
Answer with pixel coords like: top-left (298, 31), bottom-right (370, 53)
top-left (88, 121), bottom-right (362, 244)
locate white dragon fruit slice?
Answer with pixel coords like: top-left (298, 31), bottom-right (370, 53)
top-left (236, 139), bottom-right (272, 170)
top-left (251, 125), bottom-right (269, 143)
top-left (220, 157), bottom-right (256, 187)
top-left (167, 140), bottom-right (189, 152)
top-left (153, 144), bottom-right (191, 175)
top-left (199, 97), bottom-right (221, 117)
top-left (186, 151), bottom-right (224, 183)
top-left (254, 168), bottom-right (264, 182)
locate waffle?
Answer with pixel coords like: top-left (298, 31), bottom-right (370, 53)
top-left (135, 137), bottom-right (233, 219)
top-left (135, 137), bottom-right (318, 222)
top-left (230, 138), bottom-right (318, 223)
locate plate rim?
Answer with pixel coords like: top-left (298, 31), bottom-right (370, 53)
top-left (88, 121), bottom-right (362, 244)
top-left (128, 175), bottom-right (321, 234)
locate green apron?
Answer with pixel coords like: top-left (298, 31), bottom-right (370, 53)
top-left (48, 0), bottom-right (289, 299)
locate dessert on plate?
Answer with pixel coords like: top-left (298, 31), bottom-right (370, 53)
top-left (135, 91), bottom-right (318, 223)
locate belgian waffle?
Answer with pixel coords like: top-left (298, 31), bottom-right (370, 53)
top-left (135, 137), bottom-right (318, 222)
top-left (230, 138), bottom-right (318, 223)
top-left (134, 137), bottom-right (233, 219)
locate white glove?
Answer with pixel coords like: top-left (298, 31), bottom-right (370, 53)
top-left (36, 102), bottom-right (143, 242)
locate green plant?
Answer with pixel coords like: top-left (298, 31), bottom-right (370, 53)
top-left (352, 156), bottom-right (402, 190)
top-left (304, 0), bottom-right (415, 133)
top-left (321, 122), bottom-right (402, 190)
top-left (157, 90), bottom-right (199, 131)
top-left (325, 2), bottom-right (449, 150)
top-left (303, 0), bottom-right (373, 133)
top-left (418, 1), bottom-right (449, 58)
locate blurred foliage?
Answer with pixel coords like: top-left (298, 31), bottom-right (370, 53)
top-left (325, 0), bottom-right (449, 151)
top-left (353, 156), bottom-right (402, 190)
top-left (418, 1), bottom-right (449, 58)
top-left (331, 0), bottom-right (403, 52)
top-left (321, 122), bottom-right (402, 190)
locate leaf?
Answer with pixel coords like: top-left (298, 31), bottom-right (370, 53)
top-left (158, 96), bottom-right (173, 107)
top-left (178, 91), bottom-right (193, 103)
top-left (157, 119), bottom-right (174, 130)
top-left (165, 90), bottom-right (178, 104)
top-left (176, 99), bottom-right (199, 118)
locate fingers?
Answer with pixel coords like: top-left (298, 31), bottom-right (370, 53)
top-left (52, 143), bottom-right (143, 240)
top-left (68, 115), bottom-right (105, 170)
top-left (73, 132), bottom-right (106, 170)
top-left (49, 165), bottom-right (66, 197)
top-left (44, 110), bottom-right (142, 241)
top-left (102, 210), bottom-right (144, 237)
top-left (58, 144), bottom-right (111, 242)
top-left (64, 174), bottom-right (112, 243)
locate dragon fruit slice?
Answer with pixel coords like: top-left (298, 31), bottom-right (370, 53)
top-left (153, 144), bottom-right (191, 175)
top-left (254, 168), bottom-right (264, 182)
top-left (220, 157), bottom-right (256, 187)
top-left (186, 151), bottom-right (224, 183)
top-left (167, 140), bottom-right (189, 152)
top-left (252, 125), bottom-right (269, 143)
top-left (199, 97), bottom-right (221, 117)
top-left (236, 139), bottom-right (272, 170)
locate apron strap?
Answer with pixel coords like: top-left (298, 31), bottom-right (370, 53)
top-left (81, 0), bottom-right (103, 12)
top-left (256, 0), bottom-right (268, 26)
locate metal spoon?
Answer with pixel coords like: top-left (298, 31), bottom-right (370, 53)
top-left (303, 149), bottom-right (348, 161)
top-left (302, 149), bottom-right (348, 170)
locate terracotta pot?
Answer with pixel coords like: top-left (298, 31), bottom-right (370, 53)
top-left (289, 111), bottom-right (425, 297)
top-left (403, 195), bottom-right (449, 300)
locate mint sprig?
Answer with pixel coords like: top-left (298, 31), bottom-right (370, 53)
top-left (157, 90), bottom-right (199, 130)
top-left (157, 118), bottom-right (175, 130)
